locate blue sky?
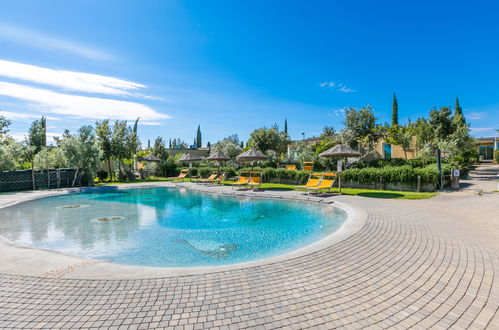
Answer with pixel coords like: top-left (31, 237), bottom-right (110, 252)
top-left (0, 0), bottom-right (498, 145)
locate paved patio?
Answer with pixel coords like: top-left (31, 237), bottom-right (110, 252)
top-left (0, 183), bottom-right (498, 329)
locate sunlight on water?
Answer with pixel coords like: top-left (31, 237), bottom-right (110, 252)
top-left (0, 187), bottom-right (346, 267)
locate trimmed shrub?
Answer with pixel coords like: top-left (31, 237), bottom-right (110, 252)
top-left (495, 149), bottom-right (499, 163)
top-left (341, 165), bottom-right (439, 185)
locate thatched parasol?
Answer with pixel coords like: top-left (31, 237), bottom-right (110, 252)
top-left (319, 144), bottom-right (361, 194)
top-left (236, 149), bottom-right (267, 162)
top-left (319, 144), bottom-right (361, 158)
top-left (205, 151), bottom-right (230, 161)
top-left (179, 153), bottom-right (204, 168)
top-left (236, 149), bottom-right (267, 169)
top-left (139, 154), bottom-right (161, 162)
top-left (205, 151), bottom-right (230, 168)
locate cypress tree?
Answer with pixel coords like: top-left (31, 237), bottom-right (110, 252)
top-left (391, 93), bottom-right (398, 127)
top-left (41, 116), bottom-right (47, 148)
top-left (207, 141), bottom-right (211, 148)
top-left (196, 125), bottom-right (202, 148)
top-left (147, 139), bottom-right (150, 149)
top-left (454, 97), bottom-right (466, 124)
top-left (284, 118), bottom-right (288, 134)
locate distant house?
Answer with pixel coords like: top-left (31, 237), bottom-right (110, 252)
top-left (373, 137), bottom-right (417, 160)
top-left (477, 137), bottom-right (498, 161)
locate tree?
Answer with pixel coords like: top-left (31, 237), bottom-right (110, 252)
top-left (321, 126), bottom-right (335, 138)
top-left (428, 106), bottom-right (453, 144)
top-left (58, 126), bottom-right (102, 183)
top-left (411, 117), bottom-right (433, 156)
top-left (387, 125), bottom-right (413, 159)
top-left (33, 147), bottom-right (67, 170)
top-left (391, 93), bottom-right (398, 127)
top-left (247, 126), bottom-right (290, 154)
top-left (0, 137), bottom-right (26, 171)
top-left (0, 110), bottom-right (12, 139)
top-left (211, 136), bottom-right (243, 159)
top-left (344, 105), bottom-right (382, 153)
top-left (151, 137), bottom-right (171, 176)
top-left (28, 116), bottom-right (47, 154)
top-left (207, 141), bottom-right (211, 148)
top-left (454, 97), bottom-right (466, 125)
top-left (95, 119), bottom-right (114, 181)
top-left (111, 120), bottom-right (128, 178)
top-left (196, 125), bottom-right (202, 148)
top-left (127, 118), bottom-right (140, 156)
top-left (284, 118), bottom-right (288, 135)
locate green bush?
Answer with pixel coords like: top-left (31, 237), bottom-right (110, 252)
top-left (341, 165), bottom-right (439, 185)
top-left (495, 149), bottom-right (499, 163)
top-left (187, 167), bottom-right (237, 178)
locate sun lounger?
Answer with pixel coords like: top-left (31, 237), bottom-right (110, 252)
top-left (231, 171), bottom-right (250, 188)
top-left (193, 172), bottom-right (218, 183)
top-left (294, 173), bottom-right (322, 190)
top-left (285, 164), bottom-right (297, 170)
top-left (248, 171), bottom-right (262, 189)
top-left (169, 169), bottom-right (189, 181)
top-left (306, 173), bottom-right (336, 194)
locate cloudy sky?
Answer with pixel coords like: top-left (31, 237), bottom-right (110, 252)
top-left (0, 0), bottom-right (498, 145)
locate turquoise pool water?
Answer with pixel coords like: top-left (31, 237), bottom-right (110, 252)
top-left (0, 187), bottom-right (347, 267)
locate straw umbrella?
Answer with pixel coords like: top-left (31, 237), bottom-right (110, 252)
top-left (205, 151), bottom-right (230, 167)
top-left (236, 149), bottom-right (267, 168)
top-left (179, 153), bottom-right (204, 169)
top-left (139, 155), bottom-right (161, 162)
top-left (319, 144), bottom-right (361, 194)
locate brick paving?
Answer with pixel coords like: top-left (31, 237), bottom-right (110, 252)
top-left (0, 183), bottom-right (498, 329)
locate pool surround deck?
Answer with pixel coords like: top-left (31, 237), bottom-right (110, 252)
top-left (0, 181), bottom-right (498, 329)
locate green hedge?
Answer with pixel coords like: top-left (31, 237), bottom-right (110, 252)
top-left (185, 167), bottom-right (237, 178)
top-left (341, 165), bottom-right (440, 184)
top-left (495, 149), bottom-right (499, 163)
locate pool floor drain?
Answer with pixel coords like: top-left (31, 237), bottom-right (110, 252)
top-left (55, 204), bottom-right (90, 210)
top-left (90, 216), bottom-right (125, 223)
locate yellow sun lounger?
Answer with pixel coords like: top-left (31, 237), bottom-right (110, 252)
top-left (248, 171), bottom-right (262, 189)
top-left (211, 173), bottom-right (226, 184)
top-left (170, 169), bottom-right (189, 181)
top-left (231, 171), bottom-right (250, 188)
top-left (285, 164), bottom-right (297, 170)
top-left (194, 172), bottom-right (218, 183)
top-left (294, 173), bottom-right (322, 190)
top-left (306, 173), bottom-right (336, 194)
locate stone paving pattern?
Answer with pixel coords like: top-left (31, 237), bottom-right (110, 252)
top-left (0, 182), bottom-right (498, 329)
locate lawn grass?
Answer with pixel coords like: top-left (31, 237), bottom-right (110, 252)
top-left (219, 181), bottom-right (437, 200)
top-left (95, 178), bottom-right (437, 200)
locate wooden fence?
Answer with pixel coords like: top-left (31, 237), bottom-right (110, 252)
top-left (0, 169), bottom-right (89, 192)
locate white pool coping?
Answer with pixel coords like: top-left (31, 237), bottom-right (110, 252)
top-left (0, 182), bottom-right (367, 279)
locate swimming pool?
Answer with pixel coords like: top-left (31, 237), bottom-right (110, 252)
top-left (0, 187), bottom-right (347, 267)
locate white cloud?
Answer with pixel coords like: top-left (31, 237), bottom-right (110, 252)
top-left (9, 131), bottom-right (61, 143)
top-left (333, 108), bottom-right (346, 117)
top-left (337, 86), bottom-right (356, 93)
top-left (470, 127), bottom-right (494, 133)
top-left (465, 112), bottom-right (485, 120)
top-left (319, 81), bottom-right (356, 93)
top-left (0, 24), bottom-right (111, 60)
top-left (0, 82), bottom-right (169, 123)
top-left (0, 60), bottom-right (147, 96)
top-left (0, 110), bottom-right (61, 121)
top-left (320, 81), bottom-right (335, 88)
